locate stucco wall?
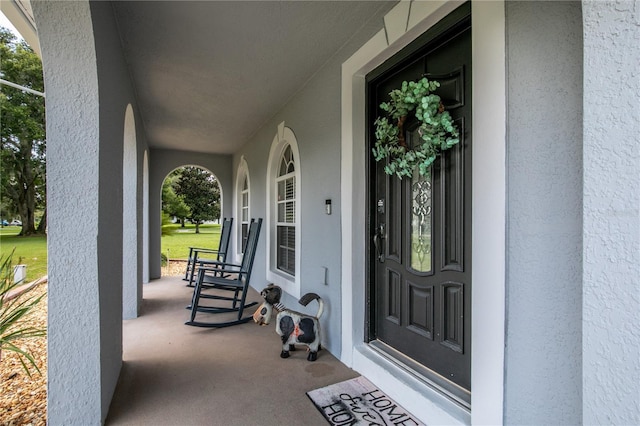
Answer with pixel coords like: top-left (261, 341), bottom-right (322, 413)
top-left (582, 1), bottom-right (640, 424)
top-left (148, 149), bottom-right (233, 279)
top-left (33, 0), bottom-right (639, 423)
top-left (231, 3), bottom-right (395, 357)
top-left (504, 2), bottom-right (584, 424)
top-left (91, 1), bottom-right (150, 417)
top-left (34, 0), bottom-right (148, 422)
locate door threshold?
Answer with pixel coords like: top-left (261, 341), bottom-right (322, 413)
top-left (369, 340), bottom-right (471, 410)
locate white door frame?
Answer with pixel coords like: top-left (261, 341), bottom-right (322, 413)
top-left (340, 1), bottom-right (506, 424)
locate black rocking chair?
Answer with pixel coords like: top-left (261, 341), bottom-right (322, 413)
top-left (184, 218), bottom-right (233, 287)
top-left (185, 218), bottom-right (262, 328)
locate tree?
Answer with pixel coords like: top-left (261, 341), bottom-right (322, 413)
top-left (0, 28), bottom-right (46, 236)
top-left (162, 173), bottom-right (190, 227)
top-left (173, 167), bottom-right (220, 233)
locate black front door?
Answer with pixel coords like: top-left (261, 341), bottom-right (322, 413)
top-left (367, 7), bottom-right (471, 395)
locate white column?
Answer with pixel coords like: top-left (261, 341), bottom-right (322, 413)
top-left (33, 1), bottom-right (103, 424)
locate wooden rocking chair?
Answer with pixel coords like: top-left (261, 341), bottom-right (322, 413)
top-left (185, 218), bottom-right (262, 328)
top-left (183, 218), bottom-right (233, 287)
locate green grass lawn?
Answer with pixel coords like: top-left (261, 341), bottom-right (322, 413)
top-left (0, 222), bottom-right (222, 282)
top-left (0, 227), bottom-right (48, 281)
top-left (162, 223), bottom-right (222, 261)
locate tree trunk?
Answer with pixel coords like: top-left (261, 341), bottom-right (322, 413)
top-left (16, 142), bottom-right (41, 236)
top-left (36, 208), bottom-right (47, 233)
top-left (18, 196), bottom-right (38, 236)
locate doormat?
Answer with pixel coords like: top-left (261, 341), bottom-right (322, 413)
top-left (307, 376), bottom-right (424, 426)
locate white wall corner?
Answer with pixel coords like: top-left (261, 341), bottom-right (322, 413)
top-left (470, 1), bottom-right (506, 425)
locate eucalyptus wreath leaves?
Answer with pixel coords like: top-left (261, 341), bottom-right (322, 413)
top-left (373, 77), bottom-right (459, 178)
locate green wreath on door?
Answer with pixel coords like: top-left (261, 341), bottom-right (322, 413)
top-left (372, 77), bottom-right (460, 179)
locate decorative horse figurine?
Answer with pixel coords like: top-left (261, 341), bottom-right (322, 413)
top-left (253, 284), bottom-right (323, 361)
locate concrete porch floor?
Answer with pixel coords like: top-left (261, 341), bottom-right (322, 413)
top-left (105, 275), bottom-right (358, 425)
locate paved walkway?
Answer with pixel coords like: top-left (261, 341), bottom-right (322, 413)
top-left (106, 276), bottom-right (358, 425)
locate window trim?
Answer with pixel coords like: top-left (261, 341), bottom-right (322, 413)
top-left (235, 156), bottom-right (250, 260)
top-left (266, 122), bottom-right (301, 298)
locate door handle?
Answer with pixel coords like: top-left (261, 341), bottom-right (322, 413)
top-left (373, 224), bottom-right (385, 263)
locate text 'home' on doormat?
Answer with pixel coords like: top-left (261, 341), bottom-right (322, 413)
top-left (307, 376), bottom-right (424, 426)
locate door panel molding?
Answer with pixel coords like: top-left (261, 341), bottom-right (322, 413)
top-left (427, 66), bottom-right (465, 109)
top-left (385, 267), bottom-right (402, 324)
top-left (441, 118), bottom-right (465, 272)
top-left (386, 174), bottom-right (403, 262)
top-left (407, 280), bottom-right (435, 339)
top-left (441, 281), bottom-right (464, 353)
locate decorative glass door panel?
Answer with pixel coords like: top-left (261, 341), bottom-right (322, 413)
top-left (410, 149), bottom-right (433, 273)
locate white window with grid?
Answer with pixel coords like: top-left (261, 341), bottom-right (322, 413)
top-left (276, 146), bottom-right (296, 275)
top-left (267, 122), bottom-right (300, 297)
top-left (240, 176), bottom-right (249, 253)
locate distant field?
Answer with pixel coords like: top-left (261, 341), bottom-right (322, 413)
top-left (0, 222), bottom-right (222, 282)
top-left (0, 227), bottom-right (48, 280)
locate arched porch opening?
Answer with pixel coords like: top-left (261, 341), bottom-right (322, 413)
top-left (159, 165), bottom-right (223, 276)
top-left (148, 150), bottom-right (233, 280)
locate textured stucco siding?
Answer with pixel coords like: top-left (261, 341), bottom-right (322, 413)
top-left (34, 0), bottom-right (148, 422)
top-left (504, 2), bottom-right (584, 424)
top-left (231, 3), bottom-right (394, 358)
top-left (30, 0), bottom-right (640, 423)
top-left (91, 1), bottom-right (147, 418)
top-left (582, 1), bottom-right (640, 424)
top-left (33, 1), bottom-right (104, 424)
top-left (123, 105), bottom-right (139, 320)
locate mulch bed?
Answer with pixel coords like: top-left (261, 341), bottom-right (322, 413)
top-left (165, 260), bottom-right (188, 277)
top-left (0, 262), bottom-right (186, 425)
top-left (0, 282), bottom-right (47, 425)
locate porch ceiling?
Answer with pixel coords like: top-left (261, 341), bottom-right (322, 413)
top-left (112, 1), bottom-right (396, 155)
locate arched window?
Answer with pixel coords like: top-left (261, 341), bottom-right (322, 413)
top-left (236, 157), bottom-right (250, 256)
top-left (266, 122), bottom-right (300, 296)
top-left (275, 145), bottom-right (296, 275)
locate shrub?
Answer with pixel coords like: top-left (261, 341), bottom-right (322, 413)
top-left (0, 251), bottom-right (46, 376)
